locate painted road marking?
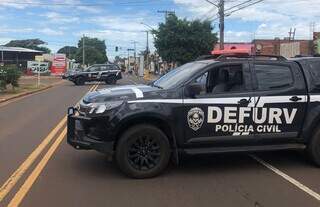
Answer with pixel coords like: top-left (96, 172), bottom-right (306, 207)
top-left (251, 155), bottom-right (320, 201)
top-left (8, 128), bottom-right (67, 207)
top-left (0, 116), bottom-right (66, 202)
top-left (0, 84), bottom-right (96, 203)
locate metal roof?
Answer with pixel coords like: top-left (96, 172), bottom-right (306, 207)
top-left (0, 46), bottom-right (42, 53)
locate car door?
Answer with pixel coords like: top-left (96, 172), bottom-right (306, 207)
top-left (182, 62), bottom-right (256, 146)
top-left (87, 66), bottom-right (100, 81)
top-left (250, 61), bottom-right (308, 142)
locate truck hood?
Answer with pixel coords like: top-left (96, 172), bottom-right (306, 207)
top-left (82, 84), bottom-right (160, 103)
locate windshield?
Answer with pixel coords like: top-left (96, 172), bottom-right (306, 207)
top-left (153, 62), bottom-right (208, 89)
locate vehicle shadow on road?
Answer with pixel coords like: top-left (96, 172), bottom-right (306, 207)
top-left (69, 151), bottom-right (314, 180)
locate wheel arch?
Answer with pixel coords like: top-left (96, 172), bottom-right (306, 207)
top-left (113, 113), bottom-right (179, 163)
top-left (302, 106), bottom-right (320, 142)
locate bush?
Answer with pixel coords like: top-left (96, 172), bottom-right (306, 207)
top-left (0, 65), bottom-right (21, 91)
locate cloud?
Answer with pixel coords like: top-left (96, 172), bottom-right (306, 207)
top-left (0, 0), bottom-right (40, 9)
top-left (87, 14), bottom-right (158, 32)
top-left (174, 0), bottom-right (320, 40)
top-left (0, 26), bottom-right (33, 34)
top-left (40, 28), bottom-right (64, 36)
top-left (41, 12), bottom-right (80, 24)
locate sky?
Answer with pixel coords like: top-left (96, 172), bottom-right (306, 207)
top-left (0, 0), bottom-right (319, 61)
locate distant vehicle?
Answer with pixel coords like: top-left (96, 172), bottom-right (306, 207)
top-left (67, 55), bottom-right (320, 178)
top-left (66, 64), bottom-right (122, 85)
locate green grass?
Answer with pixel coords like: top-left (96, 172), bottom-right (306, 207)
top-left (0, 84), bottom-right (47, 95)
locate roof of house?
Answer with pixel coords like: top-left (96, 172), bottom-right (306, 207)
top-left (0, 46), bottom-right (42, 53)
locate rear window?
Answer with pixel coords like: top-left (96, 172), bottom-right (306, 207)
top-left (254, 64), bottom-right (294, 90)
top-left (308, 60), bottom-right (320, 84)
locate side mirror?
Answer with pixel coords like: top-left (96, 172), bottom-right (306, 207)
top-left (185, 84), bottom-right (203, 98)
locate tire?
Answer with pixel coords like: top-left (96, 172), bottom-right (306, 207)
top-left (105, 76), bottom-right (116, 85)
top-left (115, 124), bottom-right (171, 178)
top-left (75, 76), bottom-right (85, 85)
top-left (307, 127), bottom-right (320, 167)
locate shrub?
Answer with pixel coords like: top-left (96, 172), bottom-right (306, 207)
top-left (0, 65), bottom-right (21, 91)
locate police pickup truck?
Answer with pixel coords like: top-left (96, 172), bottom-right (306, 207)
top-left (67, 64), bottom-right (122, 85)
top-left (67, 55), bottom-right (320, 178)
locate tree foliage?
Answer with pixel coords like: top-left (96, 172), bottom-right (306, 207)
top-left (5, 39), bottom-right (51, 53)
top-left (57, 46), bottom-right (78, 60)
top-left (154, 15), bottom-right (218, 64)
top-left (75, 37), bottom-right (108, 65)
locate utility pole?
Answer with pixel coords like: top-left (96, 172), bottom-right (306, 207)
top-left (127, 49), bottom-right (130, 72)
top-left (310, 22), bottom-right (316, 40)
top-left (146, 31), bottom-right (149, 71)
top-left (219, 0), bottom-right (225, 50)
top-left (288, 28), bottom-right (296, 41)
top-left (132, 41), bottom-right (137, 71)
top-left (82, 34), bottom-right (85, 66)
top-left (205, 0), bottom-right (264, 50)
top-left (157, 10), bottom-right (175, 19)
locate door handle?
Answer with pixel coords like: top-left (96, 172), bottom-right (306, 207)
top-left (289, 96), bottom-right (302, 102)
top-left (238, 98), bottom-right (250, 105)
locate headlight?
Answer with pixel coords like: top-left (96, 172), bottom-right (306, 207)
top-left (88, 101), bottom-right (123, 114)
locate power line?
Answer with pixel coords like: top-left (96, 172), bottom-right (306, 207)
top-left (0, 0), bottom-right (172, 7)
top-left (209, 0), bottom-right (264, 21)
top-left (204, 0), bottom-right (264, 49)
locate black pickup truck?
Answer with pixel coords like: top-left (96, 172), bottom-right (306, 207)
top-left (67, 64), bottom-right (122, 85)
top-left (67, 55), bottom-right (320, 178)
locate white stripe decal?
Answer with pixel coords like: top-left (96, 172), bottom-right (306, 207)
top-left (310, 95), bottom-right (320, 102)
top-left (256, 96), bottom-right (306, 107)
top-left (128, 95), bottom-right (317, 105)
top-left (184, 97), bottom-right (249, 104)
top-left (100, 85), bottom-right (144, 99)
top-left (128, 99), bottom-right (183, 104)
top-left (131, 88), bottom-right (144, 98)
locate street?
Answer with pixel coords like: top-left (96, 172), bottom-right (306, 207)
top-left (0, 75), bottom-right (319, 207)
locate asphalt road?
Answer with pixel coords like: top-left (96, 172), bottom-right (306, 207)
top-left (1, 75), bottom-right (320, 207)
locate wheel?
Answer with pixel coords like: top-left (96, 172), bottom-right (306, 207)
top-left (307, 127), bottom-right (320, 167)
top-left (105, 76), bottom-right (116, 85)
top-left (115, 124), bottom-right (171, 178)
top-left (75, 77), bottom-right (85, 85)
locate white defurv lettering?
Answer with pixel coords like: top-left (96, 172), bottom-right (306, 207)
top-left (239, 107), bottom-right (251, 123)
top-left (254, 108), bottom-right (267, 124)
top-left (224, 107), bottom-right (237, 123)
top-left (283, 108), bottom-right (297, 124)
top-left (268, 108), bottom-right (282, 124)
top-left (205, 106), bottom-right (298, 135)
top-left (207, 107), bottom-right (222, 123)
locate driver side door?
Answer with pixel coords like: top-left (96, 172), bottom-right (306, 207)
top-left (182, 62), bottom-right (256, 147)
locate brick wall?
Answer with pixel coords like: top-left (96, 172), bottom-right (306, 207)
top-left (253, 39), bottom-right (313, 57)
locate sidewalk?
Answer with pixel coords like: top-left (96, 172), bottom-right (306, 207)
top-left (0, 75), bottom-right (65, 103)
top-left (127, 73), bottom-right (160, 85)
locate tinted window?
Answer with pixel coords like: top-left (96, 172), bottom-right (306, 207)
top-left (153, 62), bottom-right (208, 89)
top-left (100, 66), bottom-right (107, 71)
top-left (86, 66), bottom-right (99, 72)
top-left (308, 61), bottom-right (320, 84)
top-left (254, 64), bottom-right (293, 90)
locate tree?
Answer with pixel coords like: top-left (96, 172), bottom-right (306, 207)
top-left (154, 15), bottom-right (218, 64)
top-left (5, 39), bottom-right (51, 53)
top-left (75, 37), bottom-right (108, 65)
top-left (57, 46), bottom-right (78, 59)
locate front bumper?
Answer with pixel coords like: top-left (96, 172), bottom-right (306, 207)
top-left (67, 108), bottom-right (114, 155)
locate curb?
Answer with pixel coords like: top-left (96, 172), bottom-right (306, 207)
top-left (0, 80), bottom-right (65, 104)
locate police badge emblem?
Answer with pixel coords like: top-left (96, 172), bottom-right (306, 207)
top-left (187, 107), bottom-right (204, 131)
